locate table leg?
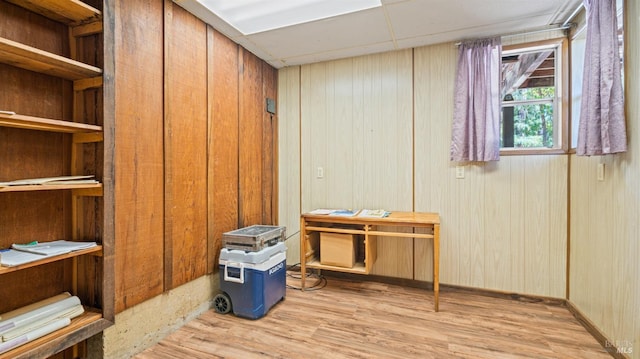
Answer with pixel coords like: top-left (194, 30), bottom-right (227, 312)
top-left (434, 224), bottom-right (440, 312)
top-left (300, 217), bottom-right (306, 290)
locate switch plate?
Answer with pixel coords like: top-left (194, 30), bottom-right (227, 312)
top-left (455, 166), bottom-right (465, 179)
top-left (597, 163), bottom-right (605, 181)
top-left (317, 167), bottom-right (324, 178)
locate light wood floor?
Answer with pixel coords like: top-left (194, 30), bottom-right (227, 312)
top-left (134, 275), bottom-right (612, 359)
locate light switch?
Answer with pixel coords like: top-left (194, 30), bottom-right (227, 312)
top-left (455, 166), bottom-right (465, 179)
top-left (317, 167), bottom-right (324, 178)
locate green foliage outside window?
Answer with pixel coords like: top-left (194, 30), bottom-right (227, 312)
top-left (501, 87), bottom-right (555, 148)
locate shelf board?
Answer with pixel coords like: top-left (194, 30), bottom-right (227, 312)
top-left (0, 183), bottom-right (102, 194)
top-left (0, 310), bottom-right (111, 359)
top-left (6, 0), bottom-right (102, 25)
top-left (306, 258), bottom-right (367, 274)
top-left (0, 112), bottom-right (102, 133)
top-left (0, 245), bottom-right (103, 275)
top-left (0, 37), bottom-right (102, 80)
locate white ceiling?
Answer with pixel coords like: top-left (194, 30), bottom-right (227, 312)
top-left (174, 0), bottom-right (582, 69)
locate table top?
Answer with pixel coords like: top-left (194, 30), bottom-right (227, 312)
top-left (302, 211), bottom-right (440, 226)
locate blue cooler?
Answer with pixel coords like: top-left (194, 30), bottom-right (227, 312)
top-left (217, 242), bottom-right (286, 319)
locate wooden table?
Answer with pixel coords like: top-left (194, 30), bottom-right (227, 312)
top-left (300, 211), bottom-right (441, 312)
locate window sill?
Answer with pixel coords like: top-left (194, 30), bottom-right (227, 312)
top-left (499, 148), bottom-right (568, 156)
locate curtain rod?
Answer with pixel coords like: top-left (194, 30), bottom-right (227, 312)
top-left (454, 25), bottom-right (571, 46)
top-left (562, 3), bottom-right (585, 28)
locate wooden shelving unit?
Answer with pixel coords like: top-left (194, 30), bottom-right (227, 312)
top-left (0, 0), bottom-right (112, 358)
top-left (0, 112), bottom-right (102, 133)
top-left (5, 0), bottom-right (101, 24)
top-left (0, 37), bottom-right (102, 80)
top-left (0, 246), bottom-right (102, 275)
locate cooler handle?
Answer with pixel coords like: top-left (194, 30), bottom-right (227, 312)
top-left (224, 262), bottom-right (245, 284)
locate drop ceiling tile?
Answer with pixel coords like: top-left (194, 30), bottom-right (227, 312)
top-left (245, 7), bottom-right (392, 60)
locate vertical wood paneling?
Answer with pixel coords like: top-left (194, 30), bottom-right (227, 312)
top-left (163, 1), bottom-right (208, 289)
top-left (113, 0), bottom-right (165, 313)
top-left (483, 159), bottom-right (512, 290)
top-left (239, 49), bottom-right (265, 226)
top-left (207, 28), bottom-right (239, 273)
top-left (413, 43), bottom-right (456, 283)
top-left (523, 156), bottom-right (550, 295)
top-left (300, 51), bottom-right (413, 278)
top-left (278, 66), bottom-right (301, 264)
top-left (570, 0), bottom-right (640, 351)
top-left (262, 62), bottom-right (278, 225)
top-left (305, 42), bottom-right (569, 295)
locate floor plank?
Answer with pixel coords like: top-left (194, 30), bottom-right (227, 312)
top-left (134, 275), bottom-right (611, 359)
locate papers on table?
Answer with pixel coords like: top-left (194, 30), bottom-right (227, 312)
top-left (308, 208), bottom-right (391, 218)
top-left (1, 240), bottom-right (97, 267)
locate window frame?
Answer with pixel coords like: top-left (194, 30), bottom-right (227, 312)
top-left (500, 38), bottom-right (569, 156)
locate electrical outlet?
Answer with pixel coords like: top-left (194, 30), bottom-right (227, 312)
top-left (317, 167), bottom-right (324, 178)
top-left (597, 163), bottom-right (605, 181)
top-left (455, 166), bottom-right (465, 179)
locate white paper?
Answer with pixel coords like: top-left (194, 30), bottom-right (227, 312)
top-left (0, 296), bottom-right (80, 336)
top-left (0, 249), bottom-right (46, 267)
top-left (0, 317), bottom-right (70, 354)
top-left (12, 240), bottom-right (97, 256)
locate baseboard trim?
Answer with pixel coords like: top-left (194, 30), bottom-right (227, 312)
top-left (316, 270), bottom-right (623, 358)
top-left (565, 300), bottom-right (629, 359)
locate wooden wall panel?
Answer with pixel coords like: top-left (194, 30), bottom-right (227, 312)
top-left (163, 2), bottom-right (208, 289)
top-left (207, 28), bottom-right (239, 273)
top-left (113, 0), bottom-right (165, 313)
top-left (262, 61), bottom-right (278, 225)
top-left (239, 49), bottom-right (265, 226)
top-left (569, 0), bottom-right (640, 351)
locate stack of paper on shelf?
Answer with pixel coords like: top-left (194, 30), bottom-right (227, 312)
top-left (0, 240), bottom-right (98, 267)
top-left (0, 175), bottom-right (98, 187)
top-left (0, 293), bottom-right (84, 354)
top-left (12, 240), bottom-right (97, 256)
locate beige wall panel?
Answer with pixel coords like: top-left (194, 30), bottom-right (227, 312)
top-left (570, 0), bottom-right (640, 353)
top-left (522, 156), bottom-right (551, 296)
top-left (300, 51), bottom-right (414, 278)
top-left (548, 156), bottom-right (567, 298)
top-left (508, 156), bottom-right (526, 293)
top-left (278, 66), bottom-right (302, 264)
top-left (413, 43), bottom-right (456, 283)
top-left (289, 39), bottom-right (572, 299)
top-left (413, 42), bottom-right (567, 296)
top-left (483, 159), bottom-right (514, 291)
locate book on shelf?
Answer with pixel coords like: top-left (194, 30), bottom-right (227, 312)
top-left (357, 209), bottom-right (390, 218)
top-left (0, 175), bottom-right (98, 187)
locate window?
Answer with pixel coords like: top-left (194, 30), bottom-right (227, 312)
top-left (500, 41), bottom-right (564, 151)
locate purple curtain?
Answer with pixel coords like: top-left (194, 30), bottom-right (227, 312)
top-left (450, 37), bottom-right (501, 162)
top-left (577, 0), bottom-right (627, 155)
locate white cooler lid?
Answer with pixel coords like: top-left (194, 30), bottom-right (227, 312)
top-left (219, 241), bottom-right (287, 264)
